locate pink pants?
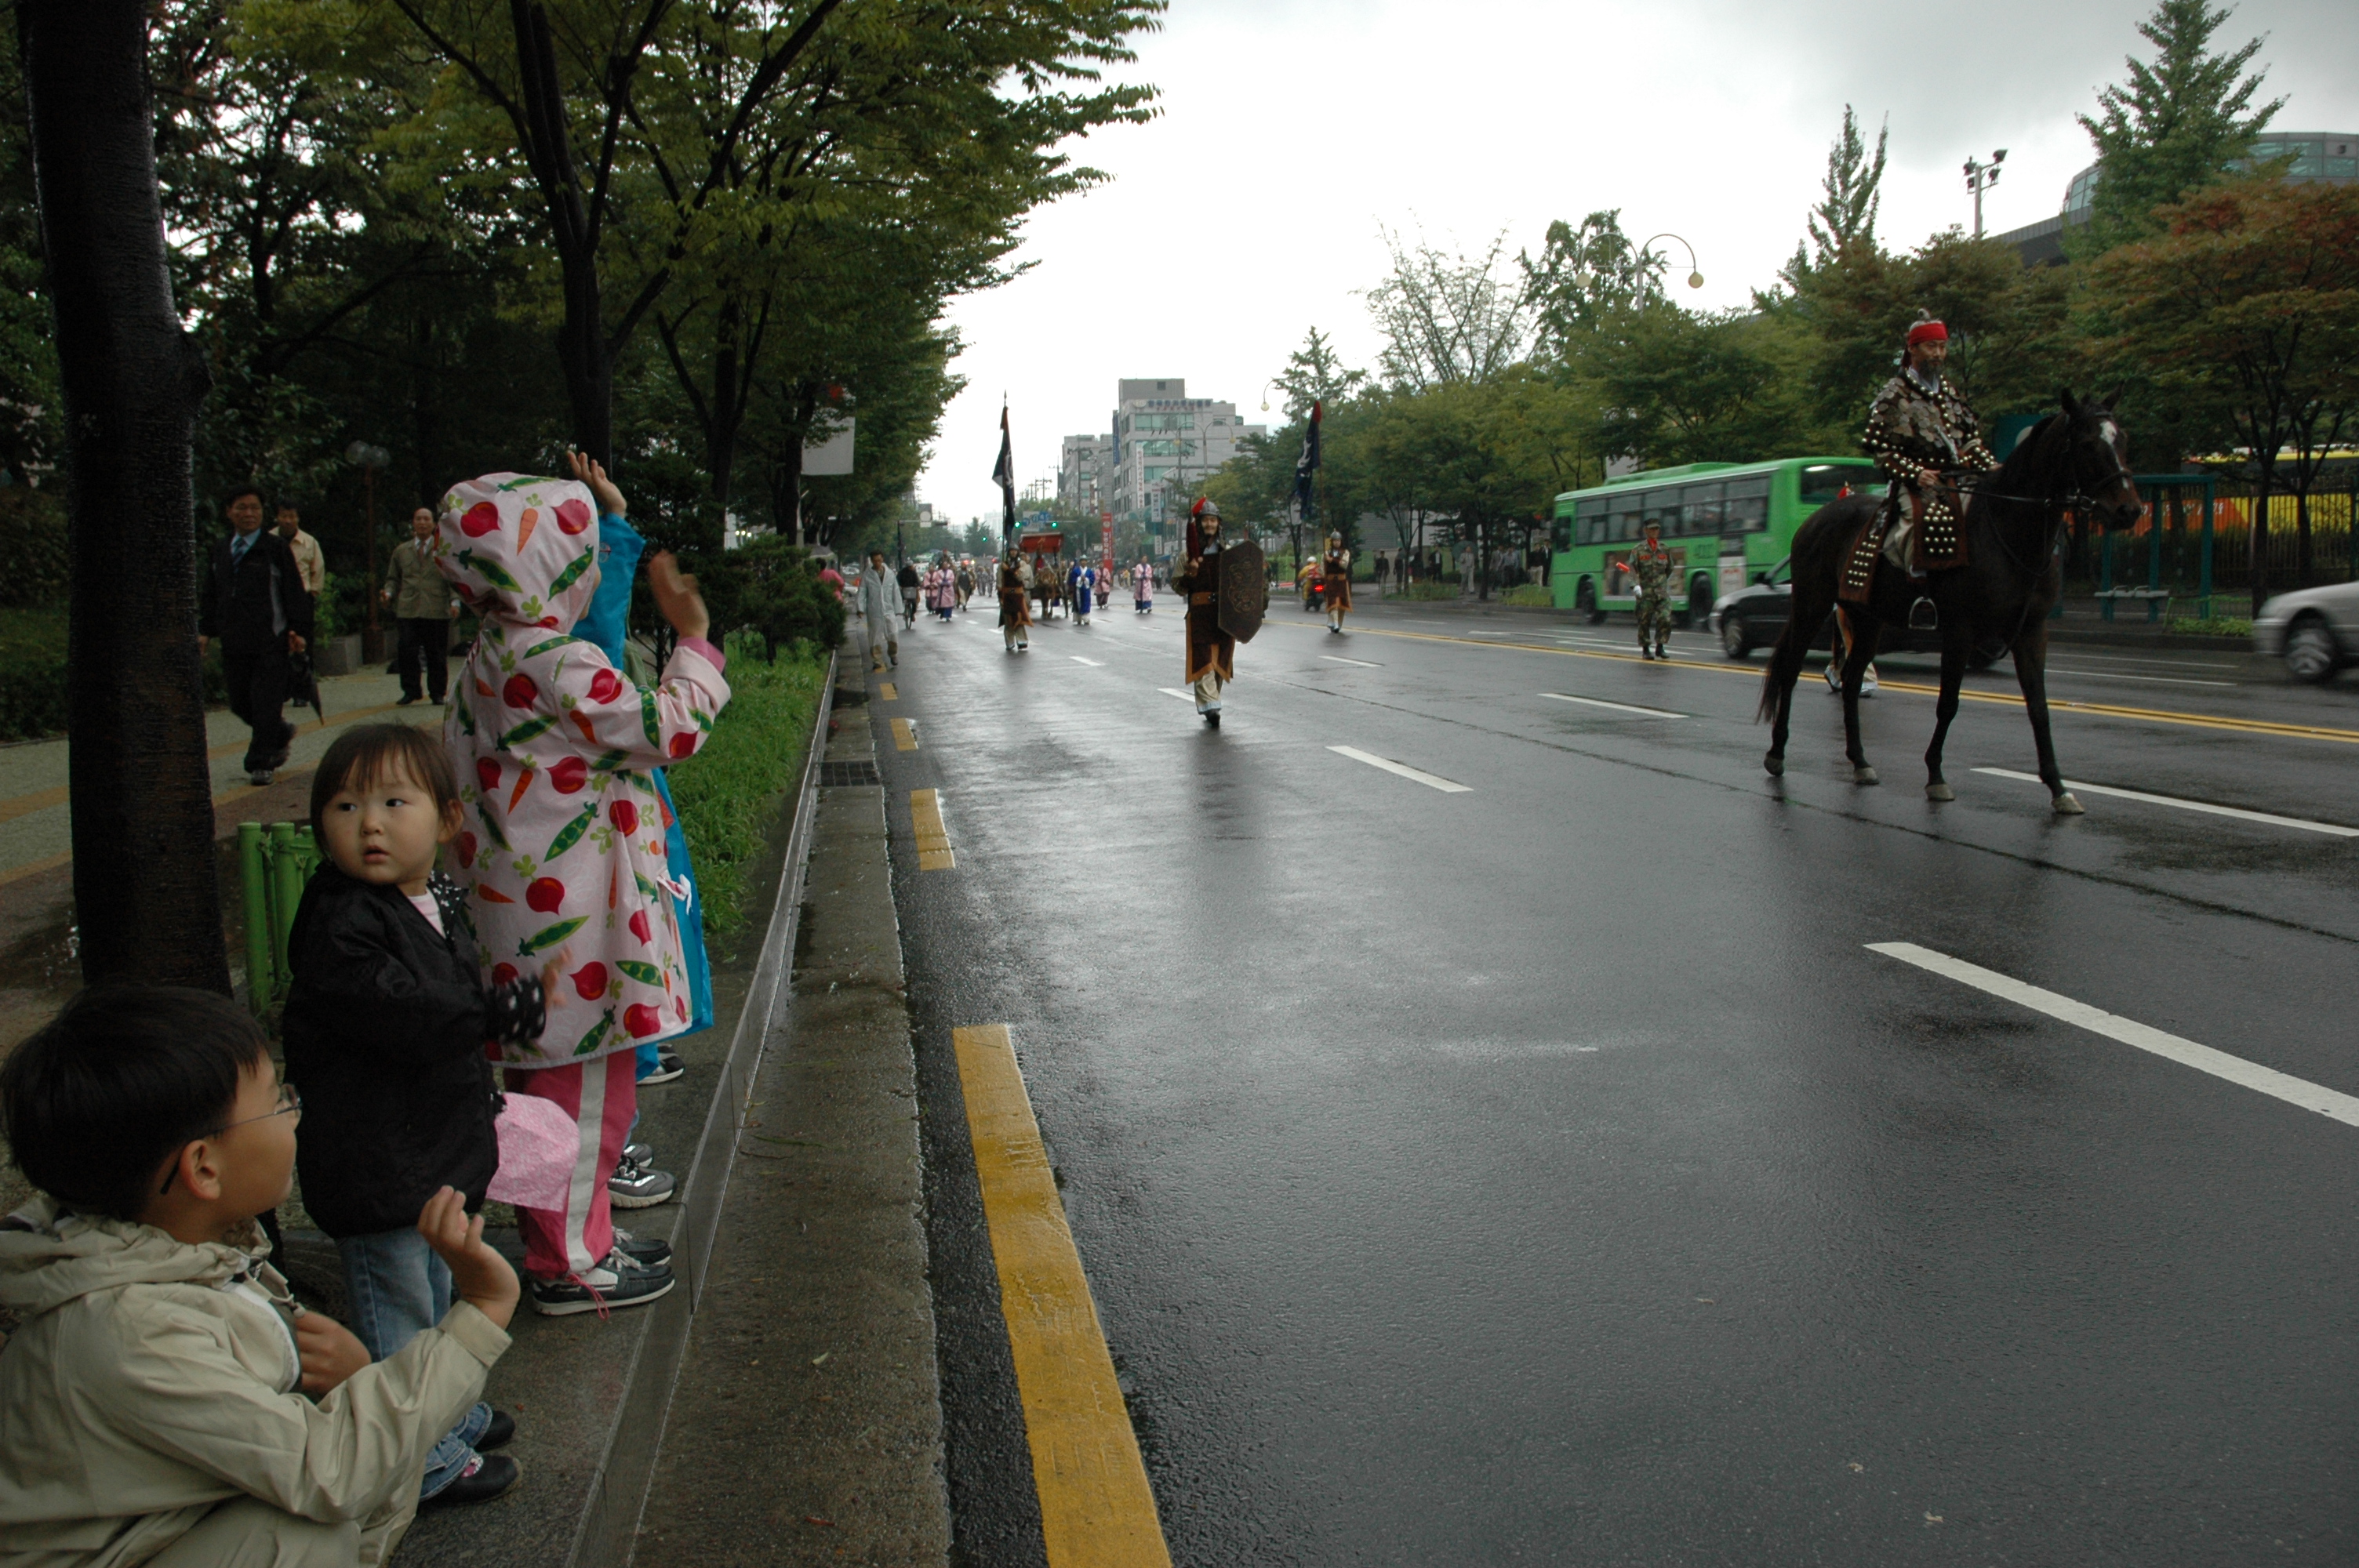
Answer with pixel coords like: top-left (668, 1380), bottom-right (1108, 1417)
top-left (503, 1051), bottom-right (637, 1279)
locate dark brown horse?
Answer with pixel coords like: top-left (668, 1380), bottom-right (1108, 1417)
top-left (1757, 391), bottom-right (2143, 811)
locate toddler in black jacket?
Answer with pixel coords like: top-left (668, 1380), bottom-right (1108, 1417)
top-left (282, 724), bottom-right (543, 1512)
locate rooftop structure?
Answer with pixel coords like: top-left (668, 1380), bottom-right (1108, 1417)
top-left (1996, 131), bottom-right (2357, 267)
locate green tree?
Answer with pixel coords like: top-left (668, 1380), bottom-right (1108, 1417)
top-left (1270, 327), bottom-right (1365, 421)
top-left (1781, 104), bottom-right (1888, 287)
top-left (2089, 178), bottom-right (2359, 606)
top-left (1518, 209), bottom-right (1662, 366)
top-left (1364, 227), bottom-right (1532, 391)
top-left (1593, 306), bottom-right (1794, 468)
top-left (2071, 0), bottom-right (2281, 254)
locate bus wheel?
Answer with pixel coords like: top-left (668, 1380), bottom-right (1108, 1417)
top-left (1576, 580), bottom-right (1605, 626)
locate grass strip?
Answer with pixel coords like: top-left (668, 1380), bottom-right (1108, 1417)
top-left (668, 636), bottom-right (830, 935)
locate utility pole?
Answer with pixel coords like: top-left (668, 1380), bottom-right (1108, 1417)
top-left (1964, 148), bottom-right (2007, 238)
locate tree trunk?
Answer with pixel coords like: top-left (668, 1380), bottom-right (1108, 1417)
top-left (22, 1), bottom-right (228, 993)
top-left (512, 0), bottom-right (611, 463)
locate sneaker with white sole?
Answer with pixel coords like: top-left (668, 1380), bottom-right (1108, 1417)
top-left (611, 1227), bottom-right (673, 1269)
top-left (528, 1250), bottom-right (674, 1316)
top-left (623, 1142), bottom-right (652, 1167)
top-left (608, 1150), bottom-right (676, 1209)
top-left (638, 1048), bottom-right (685, 1087)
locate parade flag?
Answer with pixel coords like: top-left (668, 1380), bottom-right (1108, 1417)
top-left (1294, 400), bottom-right (1322, 524)
top-left (991, 401), bottom-right (1015, 545)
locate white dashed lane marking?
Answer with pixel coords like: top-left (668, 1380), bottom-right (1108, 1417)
top-left (1971, 769), bottom-right (2359, 837)
top-left (1868, 942), bottom-right (2359, 1128)
top-left (1328, 746), bottom-right (1471, 793)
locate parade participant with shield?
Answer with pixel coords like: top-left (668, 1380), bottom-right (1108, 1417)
top-left (998, 549), bottom-right (1031, 652)
top-left (1321, 531), bottom-right (1354, 633)
top-left (1170, 499), bottom-right (1264, 726)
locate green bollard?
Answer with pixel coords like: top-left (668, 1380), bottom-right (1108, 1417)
top-left (267, 822), bottom-right (302, 1006)
top-left (239, 823), bottom-right (271, 1015)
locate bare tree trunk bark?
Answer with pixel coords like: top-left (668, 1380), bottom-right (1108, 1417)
top-left (512, 0), bottom-right (612, 463)
top-left (22, 0), bottom-right (228, 993)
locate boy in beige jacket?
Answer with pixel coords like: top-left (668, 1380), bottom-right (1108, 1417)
top-left (0, 986), bottom-right (518, 1566)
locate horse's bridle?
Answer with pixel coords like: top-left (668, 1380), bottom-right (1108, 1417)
top-left (1950, 416), bottom-right (2142, 576)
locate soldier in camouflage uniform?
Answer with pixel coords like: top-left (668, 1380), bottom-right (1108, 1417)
top-left (1861, 314), bottom-right (1997, 628)
top-left (1630, 517), bottom-right (1674, 660)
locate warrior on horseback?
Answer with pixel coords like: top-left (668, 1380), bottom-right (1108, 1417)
top-left (1861, 314), bottom-right (1998, 630)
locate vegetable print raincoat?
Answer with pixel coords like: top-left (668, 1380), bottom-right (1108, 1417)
top-left (433, 471), bottom-right (730, 1068)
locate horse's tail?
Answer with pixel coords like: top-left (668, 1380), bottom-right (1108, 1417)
top-left (1757, 608), bottom-right (1813, 723)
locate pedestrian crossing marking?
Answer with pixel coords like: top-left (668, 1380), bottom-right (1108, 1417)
top-left (951, 1024), bottom-right (1172, 1568)
top-left (1867, 943), bottom-right (2359, 1129)
top-left (911, 789), bottom-right (954, 870)
top-left (1328, 746), bottom-right (1471, 793)
top-left (1539, 692), bottom-right (1687, 718)
top-left (1970, 768), bottom-right (2359, 836)
top-left (880, 682), bottom-right (898, 700)
top-left (891, 717), bottom-right (918, 752)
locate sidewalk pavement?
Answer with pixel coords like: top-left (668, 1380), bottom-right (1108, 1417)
top-left (0, 665), bottom-right (426, 1067)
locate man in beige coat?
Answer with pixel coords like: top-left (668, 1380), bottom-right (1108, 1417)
top-left (383, 506), bottom-right (457, 705)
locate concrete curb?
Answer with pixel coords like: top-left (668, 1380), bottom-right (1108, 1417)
top-left (564, 651), bottom-right (838, 1568)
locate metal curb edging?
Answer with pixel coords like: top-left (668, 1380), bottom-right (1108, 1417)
top-left (566, 650), bottom-right (839, 1568)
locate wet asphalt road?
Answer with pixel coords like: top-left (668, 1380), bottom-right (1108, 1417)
top-left (864, 596), bottom-right (2357, 1567)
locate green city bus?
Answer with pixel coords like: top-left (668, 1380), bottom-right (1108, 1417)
top-left (1547, 456), bottom-right (1885, 624)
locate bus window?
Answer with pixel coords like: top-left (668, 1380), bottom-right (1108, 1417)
top-left (1684, 482), bottom-right (1725, 535)
top-left (1550, 514), bottom-right (1572, 552)
top-left (1575, 498), bottom-right (1605, 545)
top-left (1645, 488), bottom-right (1685, 535)
top-left (1606, 495), bottom-right (1644, 541)
top-left (1725, 476), bottom-right (1769, 532)
top-left (1799, 463), bottom-right (1878, 503)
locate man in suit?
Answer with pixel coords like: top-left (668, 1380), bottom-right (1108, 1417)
top-left (198, 485), bottom-right (314, 786)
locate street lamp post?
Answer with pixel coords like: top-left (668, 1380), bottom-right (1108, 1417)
top-left (343, 441), bottom-right (391, 662)
top-left (1637, 234), bottom-right (1707, 290)
top-left (1964, 149), bottom-right (2007, 238)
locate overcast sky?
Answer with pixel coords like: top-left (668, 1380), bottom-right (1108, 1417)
top-left (914, 0), bottom-right (2356, 522)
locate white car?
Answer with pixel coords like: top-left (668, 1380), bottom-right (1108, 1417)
top-left (2252, 583), bottom-right (2359, 683)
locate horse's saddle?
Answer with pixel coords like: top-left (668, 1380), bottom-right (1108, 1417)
top-left (1837, 485), bottom-right (1972, 608)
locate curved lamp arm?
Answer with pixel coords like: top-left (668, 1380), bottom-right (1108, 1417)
top-left (1637, 233), bottom-right (1705, 289)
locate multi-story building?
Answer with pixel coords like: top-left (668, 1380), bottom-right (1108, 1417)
top-left (1058, 434), bottom-right (1107, 515)
top-left (1106, 378), bottom-right (1265, 532)
top-left (1996, 129), bottom-right (2357, 266)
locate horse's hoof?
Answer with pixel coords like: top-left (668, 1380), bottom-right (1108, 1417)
top-left (1927, 782), bottom-right (1956, 802)
top-left (1853, 766), bottom-right (1880, 786)
top-left (2053, 792), bottom-right (2085, 815)
top-left (1764, 754), bottom-right (1784, 777)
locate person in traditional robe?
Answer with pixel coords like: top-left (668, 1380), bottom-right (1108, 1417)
top-left (1321, 532), bottom-right (1354, 633)
top-left (998, 550), bottom-right (1031, 652)
top-left (1132, 559), bottom-right (1154, 615)
top-left (1862, 313), bottom-right (1997, 630)
top-left (1171, 500), bottom-right (1235, 726)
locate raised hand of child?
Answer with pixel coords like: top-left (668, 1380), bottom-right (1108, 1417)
top-left (647, 551), bottom-right (710, 644)
top-left (565, 448), bottom-right (627, 518)
top-left (416, 1185), bottom-right (520, 1331)
top-left (293, 1310), bottom-right (372, 1396)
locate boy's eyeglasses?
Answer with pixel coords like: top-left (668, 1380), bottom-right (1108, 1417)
top-left (158, 1084), bottom-right (303, 1195)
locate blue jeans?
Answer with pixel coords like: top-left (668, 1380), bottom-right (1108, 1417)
top-left (336, 1229), bottom-right (492, 1499)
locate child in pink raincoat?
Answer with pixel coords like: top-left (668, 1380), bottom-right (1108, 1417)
top-left (433, 455), bottom-right (729, 1316)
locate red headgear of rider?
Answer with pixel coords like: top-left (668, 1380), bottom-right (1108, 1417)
top-left (1186, 496), bottom-right (1219, 559)
top-left (1906, 318), bottom-right (1949, 348)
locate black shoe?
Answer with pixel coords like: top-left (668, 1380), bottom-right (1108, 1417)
top-left (420, 1452), bottom-right (520, 1509)
top-left (395, 694), bottom-right (419, 706)
top-left (1205, 710), bottom-right (1220, 728)
top-left (479, 1409), bottom-right (517, 1451)
top-left (638, 1048), bottom-right (684, 1087)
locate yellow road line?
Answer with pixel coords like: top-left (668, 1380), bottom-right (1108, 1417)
top-left (891, 716), bottom-right (918, 752)
top-left (1299, 621), bottom-right (2359, 746)
top-left (0, 785), bottom-right (67, 826)
top-left (0, 849), bottom-right (71, 889)
top-left (911, 789), bottom-right (954, 870)
top-left (880, 681), bottom-right (899, 701)
top-left (951, 1025), bottom-right (1170, 1568)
